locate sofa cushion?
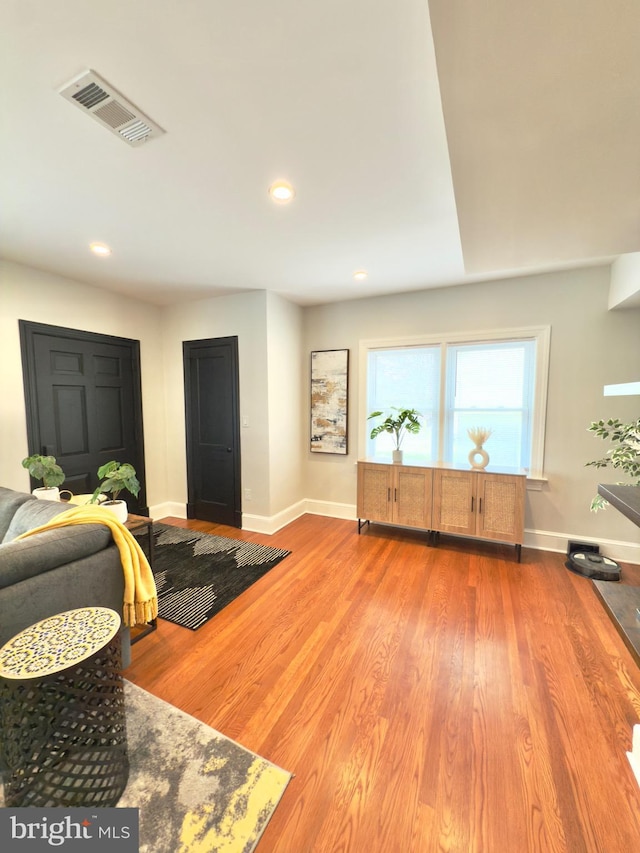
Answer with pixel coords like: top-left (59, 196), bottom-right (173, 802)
top-left (2, 498), bottom-right (75, 543)
top-left (0, 524), bottom-right (113, 589)
top-left (0, 487), bottom-right (36, 541)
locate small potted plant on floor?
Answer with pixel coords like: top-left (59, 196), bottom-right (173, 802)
top-left (368, 407), bottom-right (422, 463)
top-left (90, 461), bottom-right (140, 523)
top-left (21, 454), bottom-right (66, 500)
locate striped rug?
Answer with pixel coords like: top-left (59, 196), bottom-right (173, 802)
top-left (151, 523), bottom-right (291, 630)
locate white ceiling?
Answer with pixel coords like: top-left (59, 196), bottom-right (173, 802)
top-left (1, 1), bottom-right (639, 307)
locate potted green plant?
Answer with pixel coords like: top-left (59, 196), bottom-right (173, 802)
top-left (586, 417), bottom-right (640, 510)
top-left (21, 454), bottom-right (66, 501)
top-left (368, 407), bottom-right (422, 463)
top-left (90, 461), bottom-right (140, 523)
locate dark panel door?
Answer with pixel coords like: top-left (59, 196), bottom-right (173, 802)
top-left (20, 321), bottom-right (147, 514)
top-left (184, 337), bottom-right (241, 526)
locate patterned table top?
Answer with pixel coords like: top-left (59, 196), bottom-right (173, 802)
top-left (0, 607), bottom-right (121, 680)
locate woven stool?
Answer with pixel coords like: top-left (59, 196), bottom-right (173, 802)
top-left (0, 607), bottom-right (129, 807)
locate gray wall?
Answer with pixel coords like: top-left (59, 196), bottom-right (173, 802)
top-left (2, 258), bottom-right (639, 557)
top-left (303, 266), bottom-right (640, 554)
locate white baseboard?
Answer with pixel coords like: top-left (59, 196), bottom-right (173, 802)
top-left (151, 498), bottom-right (640, 564)
top-left (525, 528), bottom-right (640, 565)
top-left (627, 724), bottom-right (640, 787)
top-left (149, 501), bottom-right (186, 520)
top-left (303, 499), bottom-right (356, 521)
top-left (242, 499), bottom-right (354, 534)
top-left (242, 500), bottom-right (307, 534)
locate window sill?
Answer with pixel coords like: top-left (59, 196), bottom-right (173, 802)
top-left (525, 475), bottom-right (547, 491)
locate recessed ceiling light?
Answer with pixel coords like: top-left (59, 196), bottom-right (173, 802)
top-left (90, 242), bottom-right (112, 256)
top-left (353, 270), bottom-right (368, 280)
top-left (269, 180), bottom-right (295, 203)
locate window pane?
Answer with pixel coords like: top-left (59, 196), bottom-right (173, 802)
top-left (451, 410), bottom-right (525, 468)
top-left (364, 330), bottom-right (545, 474)
top-left (453, 347), bottom-right (526, 408)
top-left (367, 347), bottom-right (440, 461)
top-left (445, 341), bottom-right (534, 470)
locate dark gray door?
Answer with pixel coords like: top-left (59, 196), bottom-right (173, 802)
top-left (19, 321), bottom-right (147, 514)
top-left (183, 336), bottom-right (241, 526)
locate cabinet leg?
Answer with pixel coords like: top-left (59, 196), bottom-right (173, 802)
top-left (516, 543), bottom-right (522, 562)
top-left (358, 519), bottom-right (370, 534)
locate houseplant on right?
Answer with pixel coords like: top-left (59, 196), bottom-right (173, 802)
top-left (586, 417), bottom-right (640, 510)
top-left (90, 461), bottom-right (140, 523)
top-left (368, 407), bottom-right (422, 463)
top-left (21, 453), bottom-right (66, 501)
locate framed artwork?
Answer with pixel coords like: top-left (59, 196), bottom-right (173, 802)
top-left (310, 349), bottom-right (349, 454)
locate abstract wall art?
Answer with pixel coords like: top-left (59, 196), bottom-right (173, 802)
top-left (310, 349), bottom-right (349, 454)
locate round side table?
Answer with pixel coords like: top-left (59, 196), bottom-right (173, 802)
top-left (0, 607), bottom-right (129, 807)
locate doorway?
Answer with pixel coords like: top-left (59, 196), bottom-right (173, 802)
top-left (19, 321), bottom-right (147, 514)
top-left (183, 336), bottom-right (241, 526)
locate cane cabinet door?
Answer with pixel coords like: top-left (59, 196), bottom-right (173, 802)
top-left (432, 469), bottom-right (476, 535)
top-left (357, 462), bottom-right (393, 523)
top-left (475, 473), bottom-right (525, 544)
top-left (393, 466), bottom-right (432, 529)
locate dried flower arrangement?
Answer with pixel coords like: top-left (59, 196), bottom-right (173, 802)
top-left (467, 426), bottom-right (492, 447)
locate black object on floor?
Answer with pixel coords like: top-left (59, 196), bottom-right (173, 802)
top-left (566, 551), bottom-right (621, 581)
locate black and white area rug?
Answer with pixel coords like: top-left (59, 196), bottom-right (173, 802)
top-left (152, 523), bottom-right (291, 630)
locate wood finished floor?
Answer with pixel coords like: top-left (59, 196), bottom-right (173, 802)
top-left (126, 514), bottom-right (640, 852)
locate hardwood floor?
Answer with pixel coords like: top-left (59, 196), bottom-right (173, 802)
top-left (126, 514), bottom-right (640, 852)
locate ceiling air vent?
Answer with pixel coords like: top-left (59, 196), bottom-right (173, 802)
top-left (58, 70), bottom-right (165, 146)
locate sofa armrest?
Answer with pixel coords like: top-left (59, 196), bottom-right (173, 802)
top-left (2, 498), bottom-right (73, 542)
top-left (0, 524), bottom-right (112, 588)
top-left (0, 487), bottom-right (36, 540)
top-left (0, 546), bottom-right (131, 669)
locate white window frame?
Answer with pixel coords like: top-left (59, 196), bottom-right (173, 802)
top-left (358, 325), bottom-right (550, 479)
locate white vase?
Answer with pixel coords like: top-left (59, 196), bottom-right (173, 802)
top-left (392, 449), bottom-right (403, 464)
top-left (100, 500), bottom-right (129, 524)
top-left (32, 486), bottom-right (61, 501)
top-left (468, 445), bottom-right (489, 470)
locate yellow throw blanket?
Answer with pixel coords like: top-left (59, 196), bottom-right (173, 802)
top-left (16, 505), bottom-right (158, 628)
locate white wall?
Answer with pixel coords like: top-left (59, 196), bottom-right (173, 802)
top-left (265, 292), bottom-right (304, 517)
top-left (0, 262), bottom-right (304, 525)
top-left (160, 290), bottom-right (306, 524)
top-left (3, 259), bottom-right (639, 558)
top-left (0, 260), bottom-right (167, 503)
top-left (609, 253), bottom-right (640, 310)
top-left (159, 289), bottom-right (273, 517)
top-left (303, 266), bottom-right (640, 557)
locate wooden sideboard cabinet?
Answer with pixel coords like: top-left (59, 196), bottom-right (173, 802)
top-left (357, 462), bottom-right (433, 531)
top-left (357, 461), bottom-right (526, 560)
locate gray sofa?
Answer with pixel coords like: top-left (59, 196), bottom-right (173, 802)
top-left (0, 487), bottom-right (131, 667)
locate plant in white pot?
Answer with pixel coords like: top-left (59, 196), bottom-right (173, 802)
top-left (368, 407), bottom-right (422, 463)
top-left (90, 461), bottom-right (140, 523)
top-left (21, 454), bottom-right (66, 500)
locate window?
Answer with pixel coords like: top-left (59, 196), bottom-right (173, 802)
top-left (361, 327), bottom-right (549, 476)
top-left (367, 346), bottom-right (440, 460)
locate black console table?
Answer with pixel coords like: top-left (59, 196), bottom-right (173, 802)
top-left (592, 485), bottom-right (640, 665)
